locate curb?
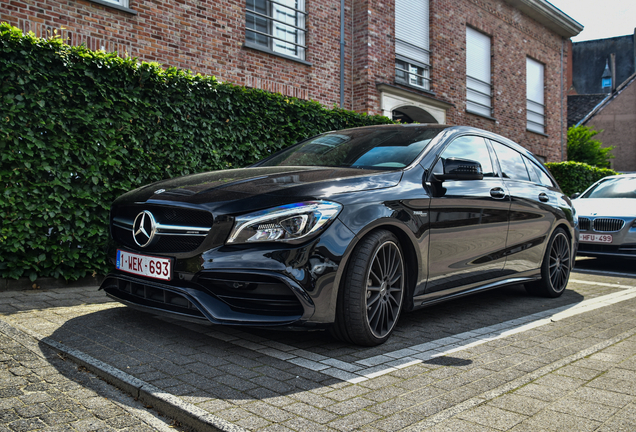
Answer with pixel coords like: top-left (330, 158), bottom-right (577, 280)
top-left (0, 319), bottom-right (248, 432)
top-left (0, 275), bottom-right (105, 292)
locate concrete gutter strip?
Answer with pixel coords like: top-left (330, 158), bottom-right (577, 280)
top-left (0, 319), bottom-right (249, 432)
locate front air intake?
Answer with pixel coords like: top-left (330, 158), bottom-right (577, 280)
top-left (103, 277), bottom-right (205, 318)
top-left (196, 273), bottom-right (304, 317)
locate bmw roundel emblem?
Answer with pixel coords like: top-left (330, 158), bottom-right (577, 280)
top-left (132, 211), bottom-right (157, 247)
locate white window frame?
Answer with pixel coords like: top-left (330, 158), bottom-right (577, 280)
top-left (395, 0), bottom-right (430, 91)
top-left (99, 0), bottom-right (129, 7)
top-left (526, 57), bottom-right (545, 134)
top-left (466, 27), bottom-right (492, 118)
top-left (246, 0), bottom-right (307, 61)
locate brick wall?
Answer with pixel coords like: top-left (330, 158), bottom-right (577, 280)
top-left (586, 80), bottom-right (636, 172)
top-left (414, 0), bottom-right (567, 161)
top-left (2, 0), bottom-right (571, 161)
top-left (2, 0), bottom-right (348, 105)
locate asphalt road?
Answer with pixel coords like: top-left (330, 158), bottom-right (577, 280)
top-left (1, 257), bottom-right (636, 431)
top-left (574, 255), bottom-right (636, 277)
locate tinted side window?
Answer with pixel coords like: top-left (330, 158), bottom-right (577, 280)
top-left (490, 141), bottom-right (530, 181)
top-left (525, 157), bottom-right (554, 187)
top-left (437, 136), bottom-right (496, 177)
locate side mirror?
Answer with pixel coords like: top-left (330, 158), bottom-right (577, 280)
top-left (433, 158), bottom-right (484, 181)
top-left (571, 192), bottom-right (581, 199)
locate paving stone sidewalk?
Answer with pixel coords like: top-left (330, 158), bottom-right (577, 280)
top-left (1, 275), bottom-right (636, 431)
top-left (0, 319), bottom-right (186, 431)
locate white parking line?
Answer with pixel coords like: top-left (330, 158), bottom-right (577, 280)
top-left (204, 279), bottom-right (636, 383)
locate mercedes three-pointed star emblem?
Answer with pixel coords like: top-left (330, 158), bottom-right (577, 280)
top-left (132, 211), bottom-right (157, 247)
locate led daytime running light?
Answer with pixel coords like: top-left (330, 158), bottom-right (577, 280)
top-left (227, 201), bottom-right (342, 244)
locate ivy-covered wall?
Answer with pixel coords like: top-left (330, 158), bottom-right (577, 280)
top-left (0, 24), bottom-right (393, 281)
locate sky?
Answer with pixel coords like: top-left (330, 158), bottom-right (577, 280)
top-left (547, 0), bottom-right (636, 41)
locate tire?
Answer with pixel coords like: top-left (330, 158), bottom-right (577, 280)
top-left (525, 227), bottom-right (572, 298)
top-left (332, 230), bottom-right (405, 346)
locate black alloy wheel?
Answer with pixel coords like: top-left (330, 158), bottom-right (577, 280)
top-left (332, 230), bottom-right (405, 346)
top-left (526, 227), bottom-right (571, 297)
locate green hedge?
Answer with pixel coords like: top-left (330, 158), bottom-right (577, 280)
top-left (545, 161), bottom-right (618, 197)
top-left (0, 23), bottom-right (394, 281)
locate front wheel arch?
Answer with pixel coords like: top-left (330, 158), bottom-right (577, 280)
top-left (331, 228), bottom-right (411, 346)
top-left (329, 220), bottom-right (420, 319)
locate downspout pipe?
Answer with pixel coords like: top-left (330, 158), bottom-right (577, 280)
top-left (560, 38), bottom-right (564, 161)
top-left (340, 0), bottom-right (345, 107)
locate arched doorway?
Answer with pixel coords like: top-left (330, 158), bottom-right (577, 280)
top-left (392, 105), bottom-right (438, 124)
top-left (378, 84), bottom-right (451, 125)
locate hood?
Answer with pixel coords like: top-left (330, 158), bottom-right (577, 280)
top-left (573, 198), bottom-right (636, 218)
top-left (115, 166), bottom-right (403, 214)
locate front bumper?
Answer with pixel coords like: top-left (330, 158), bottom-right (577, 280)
top-left (101, 271), bottom-right (313, 326)
top-left (576, 216), bottom-right (636, 259)
top-left (100, 218), bottom-right (356, 327)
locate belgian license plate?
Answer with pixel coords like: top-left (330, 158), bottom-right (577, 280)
top-left (579, 233), bottom-right (613, 243)
top-left (116, 250), bottom-right (172, 281)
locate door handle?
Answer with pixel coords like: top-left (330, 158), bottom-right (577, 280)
top-left (490, 187), bottom-right (506, 199)
top-left (539, 193), bottom-right (549, 202)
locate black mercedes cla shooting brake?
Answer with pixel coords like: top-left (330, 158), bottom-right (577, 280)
top-left (101, 125), bottom-right (577, 346)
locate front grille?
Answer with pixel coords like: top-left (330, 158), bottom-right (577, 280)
top-left (579, 217), bottom-right (591, 231)
top-left (113, 225), bottom-right (205, 253)
top-left (103, 277), bottom-right (205, 318)
top-left (577, 217), bottom-right (624, 232)
top-left (593, 218), bottom-right (624, 232)
top-left (197, 273), bottom-right (304, 317)
top-left (113, 205), bottom-right (214, 227)
top-left (111, 204), bottom-right (213, 253)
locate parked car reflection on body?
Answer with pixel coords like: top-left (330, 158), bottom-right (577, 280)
top-left (100, 125), bottom-right (577, 346)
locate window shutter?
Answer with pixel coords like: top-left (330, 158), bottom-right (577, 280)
top-left (466, 27), bottom-right (491, 117)
top-left (526, 58), bottom-right (545, 134)
top-left (395, 0), bottom-right (429, 67)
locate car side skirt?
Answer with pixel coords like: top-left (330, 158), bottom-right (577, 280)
top-left (412, 270), bottom-right (540, 310)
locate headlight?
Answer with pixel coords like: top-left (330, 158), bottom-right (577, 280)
top-left (226, 201), bottom-right (343, 244)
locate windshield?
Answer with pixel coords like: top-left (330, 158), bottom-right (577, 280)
top-left (258, 127), bottom-right (443, 170)
top-left (582, 176), bottom-right (636, 199)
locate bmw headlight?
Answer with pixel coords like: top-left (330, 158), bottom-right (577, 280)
top-left (227, 201), bottom-right (343, 244)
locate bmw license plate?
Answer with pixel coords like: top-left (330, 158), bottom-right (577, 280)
top-left (579, 233), bottom-right (613, 243)
top-left (116, 250), bottom-right (172, 281)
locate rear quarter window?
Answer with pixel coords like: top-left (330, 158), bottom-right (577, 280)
top-left (524, 157), bottom-right (554, 187)
top-left (490, 141), bottom-right (530, 181)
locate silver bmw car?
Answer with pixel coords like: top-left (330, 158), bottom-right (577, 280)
top-left (573, 174), bottom-right (636, 259)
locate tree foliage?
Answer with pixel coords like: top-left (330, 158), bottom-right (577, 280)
top-left (567, 125), bottom-right (614, 168)
top-left (0, 23), bottom-right (394, 281)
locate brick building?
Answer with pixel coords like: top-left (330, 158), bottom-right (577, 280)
top-left (566, 32), bottom-right (636, 172)
top-left (2, 0), bottom-right (581, 161)
top-left (581, 73), bottom-right (636, 172)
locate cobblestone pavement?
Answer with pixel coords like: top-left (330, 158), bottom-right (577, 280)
top-left (1, 265), bottom-right (636, 431)
top-left (0, 318), bottom-right (187, 431)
